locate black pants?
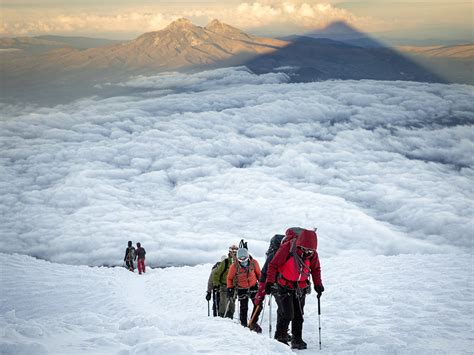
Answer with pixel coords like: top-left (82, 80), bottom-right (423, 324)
top-left (237, 285), bottom-right (258, 327)
top-left (274, 285), bottom-right (306, 341)
top-left (126, 260), bottom-right (134, 270)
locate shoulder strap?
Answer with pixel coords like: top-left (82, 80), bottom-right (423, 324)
top-left (249, 258), bottom-right (256, 273)
top-left (217, 257), bottom-right (229, 283)
top-left (288, 238), bottom-right (297, 259)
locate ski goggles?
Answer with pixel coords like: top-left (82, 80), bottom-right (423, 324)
top-left (238, 256), bottom-right (249, 263)
top-left (298, 246), bottom-right (315, 256)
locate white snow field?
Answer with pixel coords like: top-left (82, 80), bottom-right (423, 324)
top-left (1, 67), bottom-right (473, 353)
top-left (1, 252), bottom-right (472, 354)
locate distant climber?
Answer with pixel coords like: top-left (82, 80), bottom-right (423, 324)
top-left (124, 241), bottom-right (136, 272)
top-left (135, 242), bottom-right (146, 274)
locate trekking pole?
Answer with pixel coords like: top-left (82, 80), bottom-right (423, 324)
top-left (212, 290), bottom-right (217, 317)
top-left (318, 294), bottom-right (322, 350)
top-left (237, 295), bottom-right (241, 324)
top-left (207, 299), bottom-right (210, 317)
top-left (268, 295), bottom-right (272, 338)
top-left (224, 299), bottom-right (231, 318)
top-left (215, 291), bottom-right (220, 317)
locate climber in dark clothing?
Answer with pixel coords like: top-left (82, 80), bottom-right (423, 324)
top-left (124, 241), bottom-right (136, 272)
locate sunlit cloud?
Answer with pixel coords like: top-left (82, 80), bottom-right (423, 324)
top-left (1, 67), bottom-right (472, 266)
top-left (0, 1), bottom-right (382, 37)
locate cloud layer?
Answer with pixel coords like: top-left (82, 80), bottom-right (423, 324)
top-left (1, 67), bottom-right (473, 266)
top-left (1, 1), bottom-right (379, 37)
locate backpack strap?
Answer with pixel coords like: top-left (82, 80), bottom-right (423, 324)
top-left (216, 257), bottom-right (230, 284)
top-left (250, 257), bottom-right (255, 273)
top-left (288, 238), bottom-right (297, 259)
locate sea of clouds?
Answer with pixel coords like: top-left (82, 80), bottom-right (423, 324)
top-left (1, 67), bottom-right (472, 266)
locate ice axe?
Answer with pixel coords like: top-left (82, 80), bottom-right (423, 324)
top-left (248, 302), bottom-right (262, 331)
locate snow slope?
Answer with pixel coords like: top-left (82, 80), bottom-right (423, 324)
top-left (1, 252), bottom-right (472, 354)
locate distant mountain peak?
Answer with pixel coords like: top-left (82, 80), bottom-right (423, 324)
top-left (166, 18), bottom-right (194, 30)
top-left (205, 19), bottom-right (227, 31)
top-left (309, 21), bottom-right (365, 40)
top-left (320, 21), bottom-right (358, 34)
top-left (205, 19), bottom-right (243, 36)
top-left (206, 19), bottom-right (223, 28)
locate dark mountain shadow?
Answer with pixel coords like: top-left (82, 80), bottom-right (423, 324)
top-left (244, 21), bottom-right (445, 83)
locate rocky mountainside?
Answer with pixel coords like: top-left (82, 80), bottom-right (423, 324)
top-left (396, 43), bottom-right (474, 59)
top-left (107, 18), bottom-right (285, 69)
top-left (3, 19), bottom-right (285, 75)
top-left (0, 35), bottom-right (122, 53)
top-left (0, 36), bottom-right (69, 53)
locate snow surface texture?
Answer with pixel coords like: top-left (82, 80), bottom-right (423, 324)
top-left (0, 67), bottom-right (473, 267)
top-left (1, 252), bottom-right (472, 354)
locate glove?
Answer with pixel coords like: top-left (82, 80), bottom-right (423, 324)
top-left (264, 282), bottom-right (274, 295)
top-left (315, 284), bottom-right (325, 297)
top-left (227, 288), bottom-right (234, 298)
top-left (205, 291), bottom-right (211, 301)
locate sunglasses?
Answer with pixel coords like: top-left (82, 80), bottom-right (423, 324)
top-left (238, 256), bottom-right (249, 262)
top-left (299, 246), bottom-right (315, 255)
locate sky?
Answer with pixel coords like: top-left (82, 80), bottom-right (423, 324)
top-left (0, 67), bottom-right (472, 267)
top-left (1, 0), bottom-right (472, 40)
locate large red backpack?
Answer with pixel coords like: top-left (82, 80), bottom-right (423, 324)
top-left (280, 227), bottom-right (317, 260)
top-left (260, 227), bottom-right (316, 281)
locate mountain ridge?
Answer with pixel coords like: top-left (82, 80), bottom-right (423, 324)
top-left (2, 18), bottom-right (470, 105)
top-left (396, 43), bottom-right (474, 59)
top-left (2, 18), bottom-right (286, 75)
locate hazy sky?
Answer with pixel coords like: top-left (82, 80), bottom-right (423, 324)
top-left (1, 1), bottom-right (472, 40)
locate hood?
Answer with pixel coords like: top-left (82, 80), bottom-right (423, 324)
top-left (286, 227), bottom-right (317, 250)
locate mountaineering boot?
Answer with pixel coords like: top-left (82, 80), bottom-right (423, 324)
top-left (274, 332), bottom-right (289, 346)
top-left (291, 338), bottom-right (307, 350)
